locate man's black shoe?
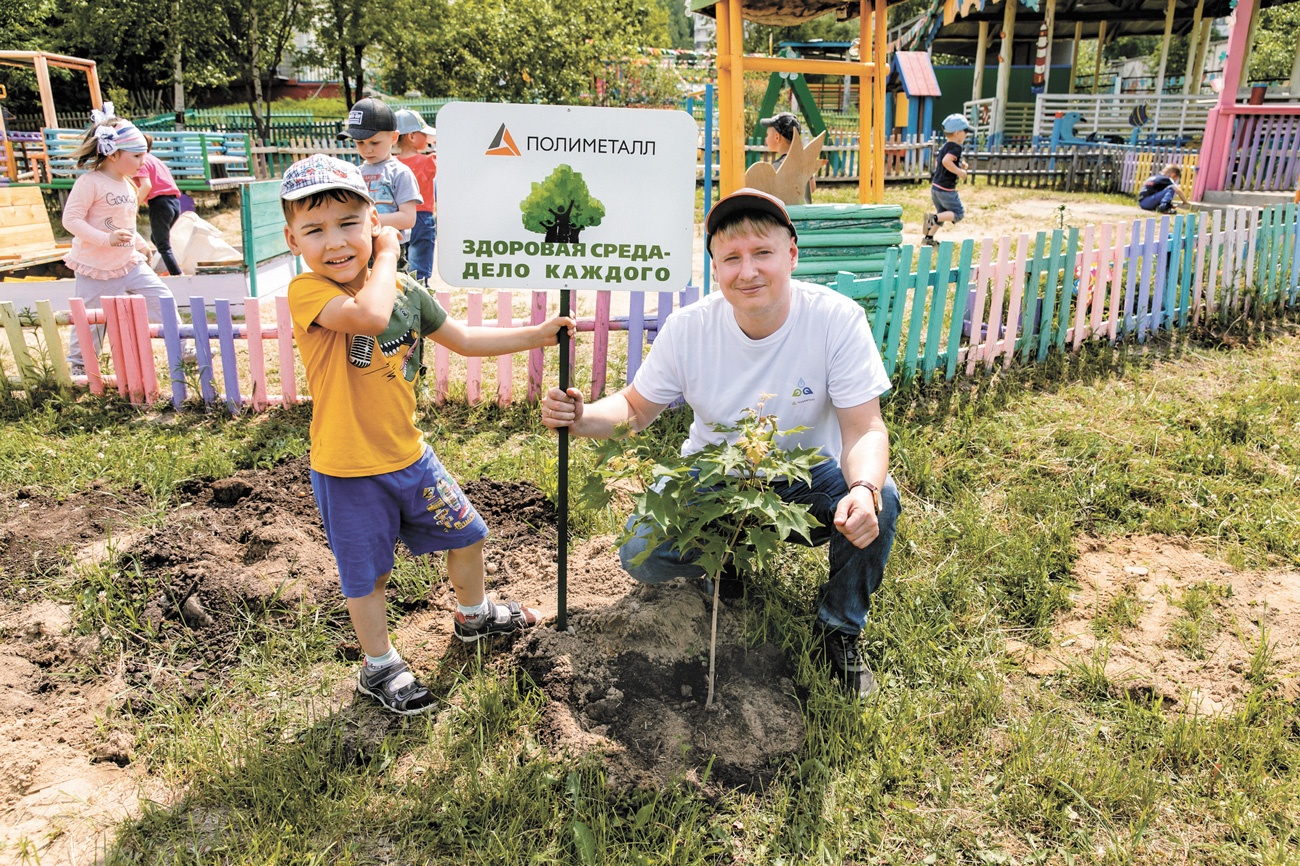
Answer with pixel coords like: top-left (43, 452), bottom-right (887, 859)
top-left (813, 624), bottom-right (876, 698)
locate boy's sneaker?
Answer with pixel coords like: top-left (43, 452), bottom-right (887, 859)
top-left (921, 235), bottom-right (937, 247)
top-left (812, 624), bottom-right (876, 698)
top-left (923, 212), bottom-right (937, 235)
top-left (454, 599), bottom-right (540, 643)
top-left (68, 364), bottom-right (86, 378)
top-left (356, 659), bottom-right (437, 715)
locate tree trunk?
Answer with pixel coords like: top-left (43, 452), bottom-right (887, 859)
top-left (172, 0), bottom-right (185, 128)
top-left (249, 4), bottom-right (268, 145)
top-left (353, 44), bottom-right (365, 100)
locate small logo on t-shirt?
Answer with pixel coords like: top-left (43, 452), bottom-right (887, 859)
top-left (791, 378), bottom-right (814, 398)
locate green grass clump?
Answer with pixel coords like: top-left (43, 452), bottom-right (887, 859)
top-left (5, 318), bottom-right (1300, 863)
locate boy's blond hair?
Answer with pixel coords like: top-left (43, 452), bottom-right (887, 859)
top-left (281, 187), bottom-right (372, 223)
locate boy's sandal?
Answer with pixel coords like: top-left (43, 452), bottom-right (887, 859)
top-left (454, 599), bottom-right (540, 643)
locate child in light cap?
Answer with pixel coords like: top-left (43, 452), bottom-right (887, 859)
top-left (922, 113), bottom-right (972, 246)
top-left (280, 154), bottom-right (575, 715)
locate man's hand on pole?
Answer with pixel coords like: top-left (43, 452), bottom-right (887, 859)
top-left (542, 387), bottom-right (585, 430)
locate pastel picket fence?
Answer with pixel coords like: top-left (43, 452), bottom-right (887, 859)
top-left (0, 286), bottom-right (704, 411)
top-left (2, 204), bottom-right (1296, 409)
top-left (836, 203), bottom-right (1300, 384)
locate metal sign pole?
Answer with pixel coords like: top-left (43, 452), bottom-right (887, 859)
top-left (557, 289), bottom-right (570, 633)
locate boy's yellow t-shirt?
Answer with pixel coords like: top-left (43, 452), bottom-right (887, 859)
top-left (288, 271), bottom-right (447, 477)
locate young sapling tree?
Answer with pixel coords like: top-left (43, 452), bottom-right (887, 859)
top-left (578, 398), bottom-right (825, 708)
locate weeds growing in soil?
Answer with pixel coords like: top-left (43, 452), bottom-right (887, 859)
top-left (4, 322), bottom-right (1300, 863)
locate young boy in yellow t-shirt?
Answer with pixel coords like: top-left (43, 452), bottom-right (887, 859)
top-left (281, 154), bottom-right (573, 715)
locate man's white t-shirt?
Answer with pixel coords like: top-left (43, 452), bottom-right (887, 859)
top-left (632, 279), bottom-right (891, 462)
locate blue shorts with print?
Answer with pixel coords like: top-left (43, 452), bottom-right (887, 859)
top-left (311, 445), bottom-right (489, 598)
top-left (931, 186), bottom-right (965, 222)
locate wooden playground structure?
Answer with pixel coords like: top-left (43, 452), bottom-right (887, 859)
top-left (692, 0), bottom-right (892, 201)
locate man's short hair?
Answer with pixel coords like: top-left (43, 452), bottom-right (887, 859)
top-left (710, 213), bottom-right (794, 254)
top-left (705, 187), bottom-right (798, 254)
top-left (281, 187), bottom-right (372, 223)
top-left (1163, 163), bottom-right (1182, 179)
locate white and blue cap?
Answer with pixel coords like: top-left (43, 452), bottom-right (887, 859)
top-left (395, 109), bottom-right (436, 137)
top-left (942, 113), bottom-right (974, 134)
top-left (279, 154), bottom-right (373, 202)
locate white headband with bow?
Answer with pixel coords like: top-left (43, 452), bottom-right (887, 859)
top-left (88, 102), bottom-right (146, 156)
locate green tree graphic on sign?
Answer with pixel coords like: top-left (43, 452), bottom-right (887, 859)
top-left (520, 165), bottom-right (605, 244)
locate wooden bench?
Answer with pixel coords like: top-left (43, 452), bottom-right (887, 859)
top-left (0, 186), bottom-right (70, 276)
top-left (41, 129), bottom-right (255, 191)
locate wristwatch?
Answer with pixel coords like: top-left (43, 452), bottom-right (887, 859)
top-left (848, 480), bottom-right (882, 515)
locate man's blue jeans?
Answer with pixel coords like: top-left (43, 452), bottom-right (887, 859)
top-left (618, 459), bottom-right (899, 635)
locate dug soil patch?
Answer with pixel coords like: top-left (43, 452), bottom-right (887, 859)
top-left (1012, 534), bottom-right (1300, 714)
top-left (0, 462), bottom-right (804, 859)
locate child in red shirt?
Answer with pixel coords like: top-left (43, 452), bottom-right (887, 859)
top-left (395, 110), bottom-right (437, 284)
top-left (135, 134), bottom-right (184, 275)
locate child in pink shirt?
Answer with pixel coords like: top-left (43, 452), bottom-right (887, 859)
top-left (61, 107), bottom-right (187, 375)
top-left (135, 134), bottom-right (183, 275)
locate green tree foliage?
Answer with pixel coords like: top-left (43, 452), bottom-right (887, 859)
top-left (520, 165), bottom-right (605, 244)
top-left (657, 0), bottom-right (693, 50)
top-left (385, 0), bottom-right (672, 103)
top-left (1248, 5), bottom-right (1300, 83)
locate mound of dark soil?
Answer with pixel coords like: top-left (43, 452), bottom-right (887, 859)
top-left (513, 575), bottom-right (804, 793)
top-left (0, 482), bottom-right (152, 595)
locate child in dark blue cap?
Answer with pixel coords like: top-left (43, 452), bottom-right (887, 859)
top-left (923, 113), bottom-right (972, 246)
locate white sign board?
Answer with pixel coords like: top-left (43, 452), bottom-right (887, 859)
top-left (436, 102), bottom-right (697, 292)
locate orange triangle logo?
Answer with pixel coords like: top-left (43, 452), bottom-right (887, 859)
top-left (485, 123), bottom-right (521, 156)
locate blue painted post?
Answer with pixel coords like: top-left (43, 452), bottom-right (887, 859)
top-left (703, 83), bottom-right (714, 296)
top-left (159, 296), bottom-right (186, 410)
top-left (189, 297), bottom-right (217, 406)
top-left (215, 299), bottom-right (241, 413)
top-left (626, 292), bottom-right (645, 385)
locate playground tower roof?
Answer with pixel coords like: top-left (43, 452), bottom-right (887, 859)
top-left (690, 0), bottom-right (910, 26)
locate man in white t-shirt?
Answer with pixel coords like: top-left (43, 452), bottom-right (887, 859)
top-left (541, 188), bottom-right (898, 697)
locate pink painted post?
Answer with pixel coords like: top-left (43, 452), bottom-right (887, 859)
top-left (1072, 226), bottom-right (1095, 351)
top-left (965, 242), bottom-right (994, 377)
top-left (435, 291), bottom-right (451, 404)
top-left (1001, 234), bottom-right (1029, 369)
top-left (102, 298), bottom-right (130, 399)
top-left (1089, 224), bottom-right (1111, 340)
top-left (129, 296), bottom-right (158, 403)
top-left (68, 299), bottom-right (104, 395)
top-left (527, 291), bottom-right (546, 402)
top-left (246, 298), bottom-right (268, 411)
top-left (497, 291), bottom-right (513, 406)
top-left (1107, 222), bottom-right (1126, 343)
top-left (984, 237), bottom-right (1011, 369)
top-left (591, 291), bottom-right (611, 400)
top-left (275, 295), bottom-right (298, 405)
top-left (1194, 0), bottom-right (1257, 199)
top-left (467, 292), bottom-right (483, 404)
top-left (114, 298), bottom-right (145, 404)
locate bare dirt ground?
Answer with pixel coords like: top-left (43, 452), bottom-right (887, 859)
top-left (6, 465), bottom-right (1300, 860)
top-left (1008, 534), bottom-right (1300, 715)
top-left (0, 461), bottom-right (802, 862)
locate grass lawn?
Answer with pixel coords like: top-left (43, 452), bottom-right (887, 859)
top-left (2, 303), bottom-right (1299, 863)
